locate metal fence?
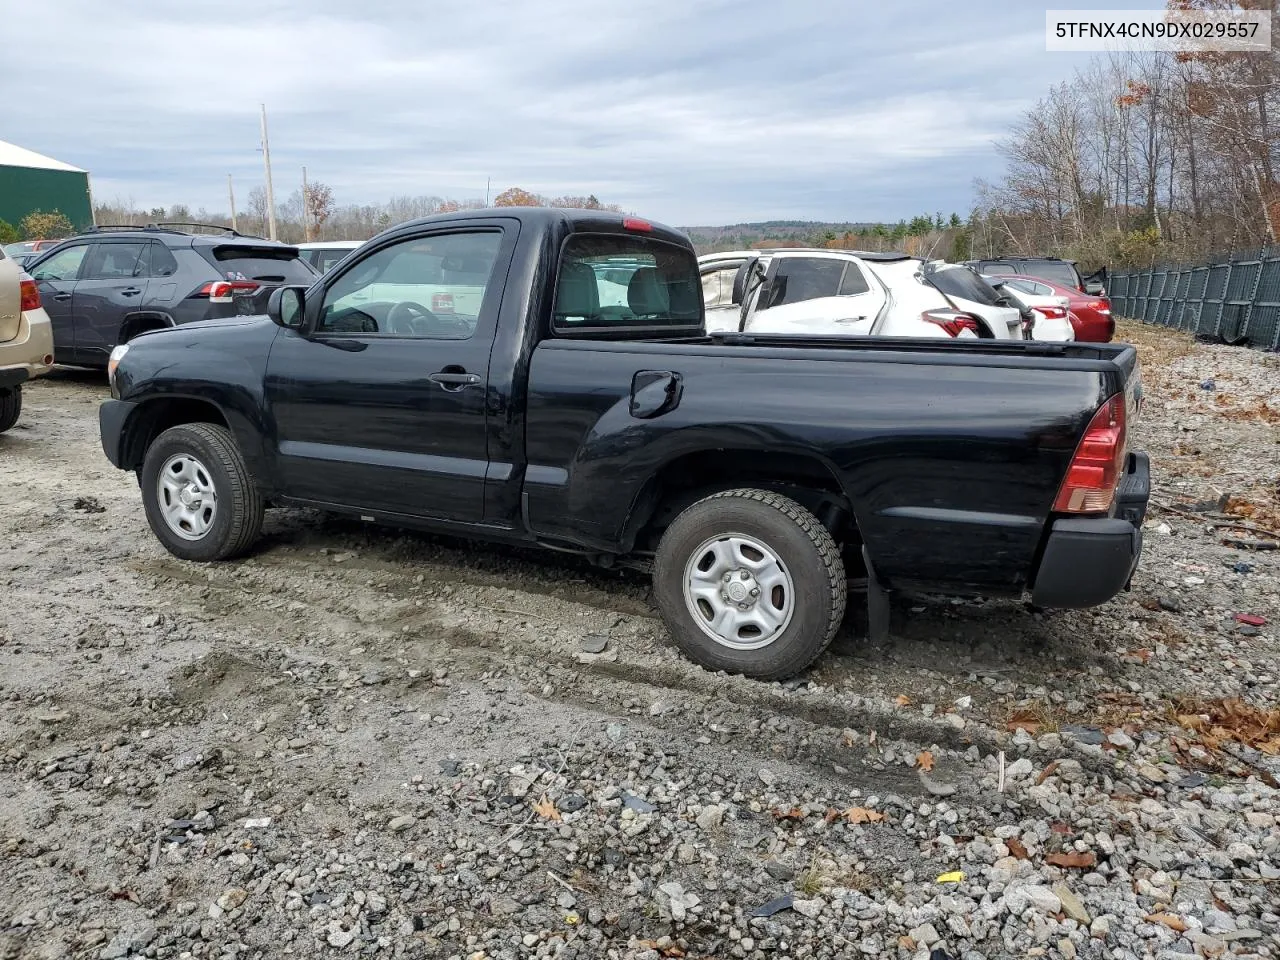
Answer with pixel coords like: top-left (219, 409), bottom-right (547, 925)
top-left (1109, 246), bottom-right (1280, 350)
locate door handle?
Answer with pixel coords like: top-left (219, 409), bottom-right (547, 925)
top-left (121, 288), bottom-right (142, 297)
top-left (428, 369), bottom-right (481, 391)
top-left (53, 293), bottom-right (72, 302)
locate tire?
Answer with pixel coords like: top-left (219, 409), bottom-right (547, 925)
top-left (140, 423), bottom-right (264, 561)
top-left (653, 488), bottom-right (846, 680)
top-left (0, 386), bottom-right (20, 434)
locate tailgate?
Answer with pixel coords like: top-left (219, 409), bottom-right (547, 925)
top-left (0, 255), bottom-right (21, 343)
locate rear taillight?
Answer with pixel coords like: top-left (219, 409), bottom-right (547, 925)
top-left (623, 218), bottom-right (653, 232)
top-left (19, 276), bottom-right (40, 312)
top-left (194, 280), bottom-right (260, 303)
top-left (431, 292), bottom-right (454, 313)
top-left (921, 309), bottom-right (981, 337)
top-left (1053, 395), bottom-right (1127, 514)
top-left (1036, 306), bottom-right (1068, 320)
top-left (1089, 301), bottom-right (1111, 314)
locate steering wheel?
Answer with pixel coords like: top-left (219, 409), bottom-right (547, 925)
top-left (386, 301), bottom-right (440, 336)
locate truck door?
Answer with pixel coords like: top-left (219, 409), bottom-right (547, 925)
top-left (264, 223), bottom-right (516, 522)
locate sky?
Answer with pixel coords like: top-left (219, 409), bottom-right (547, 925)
top-left (0, 0), bottom-right (1164, 227)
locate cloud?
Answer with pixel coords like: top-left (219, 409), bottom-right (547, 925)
top-left (0, 0), bottom-right (1113, 224)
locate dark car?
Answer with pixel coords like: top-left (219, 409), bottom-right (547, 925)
top-left (100, 208), bottom-right (1149, 681)
top-left (24, 223), bottom-right (317, 368)
top-left (962, 257), bottom-right (1107, 296)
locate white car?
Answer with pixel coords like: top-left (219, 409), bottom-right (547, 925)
top-left (698, 249), bottom-right (1023, 341)
top-left (983, 276), bottom-right (1075, 342)
top-left (296, 240), bottom-right (364, 275)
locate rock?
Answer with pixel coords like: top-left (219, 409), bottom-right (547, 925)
top-left (909, 923), bottom-right (941, 946)
top-left (558, 793), bottom-right (587, 813)
top-left (216, 888), bottom-right (248, 912)
top-left (1220, 929), bottom-right (1263, 942)
top-left (1053, 759), bottom-right (1086, 784)
top-left (944, 713), bottom-right (966, 730)
top-left (387, 815), bottom-right (416, 833)
top-left (1061, 725), bottom-right (1104, 745)
top-left (326, 921), bottom-right (355, 948)
top-left (1058, 938), bottom-right (1077, 960)
top-left (580, 633), bottom-right (609, 654)
top-left (557, 890), bottom-right (576, 910)
top-left (1053, 884), bottom-right (1090, 924)
top-left (1107, 730), bottom-right (1135, 750)
top-left (792, 898), bottom-right (823, 918)
top-left (606, 723), bottom-right (625, 741)
top-left (1023, 885), bottom-right (1062, 916)
top-left (919, 771), bottom-right (957, 797)
top-left (622, 793), bottom-right (656, 813)
top-left (491, 896), bottom-right (521, 916)
top-left (1007, 758), bottom-right (1034, 779)
top-left (758, 769), bottom-right (776, 787)
top-left (242, 817), bottom-right (272, 829)
top-left (98, 924), bottom-right (155, 960)
top-left (764, 860), bottom-right (795, 881)
top-left (1090, 916), bottom-right (1111, 939)
top-left (696, 804), bottom-right (725, 830)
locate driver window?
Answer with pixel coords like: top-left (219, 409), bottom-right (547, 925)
top-left (318, 230), bottom-right (502, 339)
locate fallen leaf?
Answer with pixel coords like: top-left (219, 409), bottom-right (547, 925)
top-left (1006, 837), bottom-right (1029, 860)
top-left (1046, 851), bottom-right (1097, 869)
top-left (841, 729), bottom-right (857, 747)
top-left (532, 795), bottom-right (561, 821)
top-left (1144, 912), bottom-right (1189, 933)
top-left (894, 694), bottom-right (912, 707)
top-left (771, 806), bottom-right (805, 822)
top-left (1128, 648), bottom-right (1154, 663)
top-left (1036, 760), bottom-right (1061, 785)
top-left (898, 936), bottom-right (917, 951)
top-left (1050, 822), bottom-right (1072, 834)
top-left (1235, 613), bottom-right (1267, 626)
top-left (843, 807), bottom-right (885, 825)
top-left (1005, 709), bottom-right (1042, 734)
top-left (823, 807), bottom-right (842, 824)
top-left (916, 750), bottom-right (935, 772)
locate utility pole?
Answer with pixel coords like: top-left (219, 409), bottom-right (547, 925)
top-left (485, 177), bottom-right (491, 207)
top-left (302, 165), bottom-right (311, 242)
top-left (260, 104), bottom-right (278, 240)
top-left (228, 174), bottom-right (238, 233)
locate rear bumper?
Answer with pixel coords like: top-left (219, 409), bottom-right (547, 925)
top-left (1031, 451), bottom-right (1149, 608)
top-left (99, 399), bottom-right (138, 468)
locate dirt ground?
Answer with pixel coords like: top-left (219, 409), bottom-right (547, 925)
top-left (1, 323), bottom-right (1277, 960)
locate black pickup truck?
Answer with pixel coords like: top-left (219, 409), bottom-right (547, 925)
top-left (100, 208), bottom-right (1149, 679)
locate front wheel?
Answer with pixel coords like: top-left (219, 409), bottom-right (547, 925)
top-left (653, 488), bottom-right (846, 680)
top-left (0, 386), bottom-right (21, 433)
top-left (140, 423), bottom-right (264, 561)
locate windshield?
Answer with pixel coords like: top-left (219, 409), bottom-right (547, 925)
top-left (924, 265), bottom-right (1002, 307)
top-left (1021, 261), bottom-right (1081, 289)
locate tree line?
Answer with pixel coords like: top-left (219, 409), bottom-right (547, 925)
top-left (79, 185), bottom-right (622, 246)
top-left (975, 0), bottom-right (1280, 270)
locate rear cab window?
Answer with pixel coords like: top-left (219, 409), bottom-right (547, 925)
top-left (552, 233), bottom-right (702, 337)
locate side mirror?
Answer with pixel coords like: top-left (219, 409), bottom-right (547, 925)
top-left (268, 286), bottom-right (305, 329)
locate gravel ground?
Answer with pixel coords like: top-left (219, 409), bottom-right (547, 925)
top-left (1, 321), bottom-right (1277, 960)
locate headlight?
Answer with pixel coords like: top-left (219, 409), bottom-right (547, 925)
top-left (107, 344), bottom-right (129, 397)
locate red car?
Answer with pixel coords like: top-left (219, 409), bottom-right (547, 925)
top-left (992, 274), bottom-right (1114, 342)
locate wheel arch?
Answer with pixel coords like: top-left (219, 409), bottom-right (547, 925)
top-left (623, 447), bottom-right (868, 559)
top-left (119, 311), bottom-right (176, 345)
top-left (117, 395), bottom-right (233, 471)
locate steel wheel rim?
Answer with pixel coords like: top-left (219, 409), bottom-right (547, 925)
top-left (156, 453), bottom-right (218, 541)
top-left (682, 532), bottom-right (795, 651)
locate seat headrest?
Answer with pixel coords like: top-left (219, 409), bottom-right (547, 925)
top-left (554, 260), bottom-right (600, 322)
top-left (627, 267), bottom-right (668, 317)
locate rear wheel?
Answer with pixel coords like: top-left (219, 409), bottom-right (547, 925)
top-left (653, 488), bottom-right (846, 680)
top-left (140, 423), bottom-right (264, 561)
top-left (0, 387), bottom-right (21, 433)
